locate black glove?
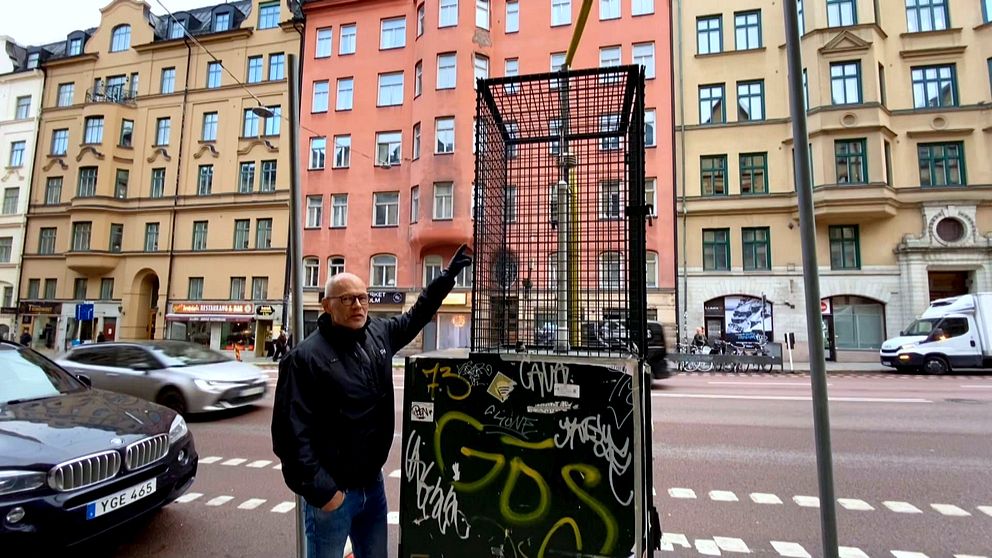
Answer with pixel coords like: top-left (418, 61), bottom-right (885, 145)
top-left (445, 244), bottom-right (473, 277)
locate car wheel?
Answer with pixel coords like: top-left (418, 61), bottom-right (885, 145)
top-left (157, 387), bottom-right (188, 416)
top-left (923, 356), bottom-right (950, 375)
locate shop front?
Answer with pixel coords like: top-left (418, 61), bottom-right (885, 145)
top-left (1, 304), bottom-right (17, 341)
top-left (821, 295), bottom-right (885, 355)
top-left (16, 301), bottom-right (62, 351)
top-left (703, 295), bottom-right (774, 343)
top-left (166, 302), bottom-right (257, 354)
top-left (422, 291), bottom-right (472, 351)
top-left (61, 302), bottom-right (123, 350)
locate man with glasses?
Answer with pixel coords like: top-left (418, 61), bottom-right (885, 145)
top-left (272, 244), bottom-right (472, 558)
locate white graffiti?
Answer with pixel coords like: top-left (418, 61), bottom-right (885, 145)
top-left (457, 361), bottom-right (494, 387)
top-left (518, 361), bottom-right (571, 399)
top-left (553, 414), bottom-right (633, 506)
top-left (607, 375), bottom-right (634, 430)
top-left (404, 431), bottom-right (472, 539)
top-left (526, 401), bottom-right (576, 415)
top-left (484, 404), bottom-right (538, 438)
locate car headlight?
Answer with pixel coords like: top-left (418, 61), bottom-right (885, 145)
top-left (193, 378), bottom-right (226, 393)
top-left (0, 471), bottom-right (46, 497)
top-left (169, 414), bottom-right (189, 445)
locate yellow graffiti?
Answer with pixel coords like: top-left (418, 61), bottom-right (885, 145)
top-left (500, 435), bottom-right (555, 450)
top-left (500, 457), bottom-right (551, 526)
top-left (452, 447), bottom-right (505, 493)
top-left (561, 464), bottom-right (617, 554)
top-left (421, 363), bottom-right (442, 400)
top-left (434, 411), bottom-right (483, 474)
top-left (538, 517), bottom-right (582, 558)
top-left (421, 363), bottom-right (472, 401)
top-left (442, 366), bottom-right (472, 400)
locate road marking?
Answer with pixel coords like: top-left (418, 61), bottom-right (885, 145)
top-left (793, 496), bottom-right (820, 508)
top-left (175, 492), bottom-right (203, 503)
top-left (206, 496), bottom-right (234, 507)
top-left (388, 469), bottom-right (401, 479)
top-left (931, 503), bottom-right (971, 516)
top-left (978, 506), bottom-right (992, 517)
top-left (273, 463), bottom-right (282, 470)
top-left (891, 552), bottom-right (930, 558)
top-left (709, 490), bottom-right (739, 502)
top-left (247, 460), bottom-right (273, 468)
top-left (839, 548), bottom-right (870, 558)
top-left (387, 512), bottom-right (399, 525)
top-left (884, 501), bottom-right (923, 514)
top-left (771, 541), bottom-right (811, 557)
top-left (695, 539), bottom-right (721, 556)
top-left (199, 456), bottom-right (222, 464)
top-left (838, 498), bottom-right (874, 511)
top-left (238, 498), bottom-right (267, 510)
top-left (750, 493), bottom-right (783, 505)
top-left (959, 385), bottom-right (992, 389)
top-left (954, 555), bottom-right (989, 558)
top-left (271, 502), bottom-right (296, 513)
top-left (668, 488), bottom-right (697, 499)
top-left (713, 536), bottom-right (750, 553)
top-left (659, 533), bottom-right (691, 551)
top-left (221, 458), bottom-right (247, 466)
top-left (706, 381), bottom-right (827, 387)
top-left (651, 393), bottom-right (932, 403)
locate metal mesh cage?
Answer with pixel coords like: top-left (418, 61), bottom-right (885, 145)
top-left (472, 65), bottom-right (648, 358)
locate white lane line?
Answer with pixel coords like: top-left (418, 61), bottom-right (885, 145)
top-left (199, 456), bottom-right (223, 464)
top-left (713, 536), bottom-right (750, 553)
top-left (891, 552), bottom-right (930, 558)
top-left (954, 555), bottom-right (989, 558)
top-left (206, 496), bottom-right (234, 507)
top-left (238, 498), bottom-right (267, 510)
top-left (388, 469), bottom-right (401, 479)
top-left (978, 506), bottom-right (992, 517)
top-left (271, 502), bottom-right (296, 513)
top-left (175, 492), bottom-right (203, 503)
top-left (884, 501), bottom-right (923, 514)
top-left (273, 463), bottom-right (283, 470)
top-left (695, 539), bottom-right (721, 556)
top-left (771, 541), bottom-right (811, 558)
top-left (659, 533), bottom-right (691, 551)
top-left (750, 493), bottom-right (783, 505)
top-left (247, 460), bottom-right (273, 469)
top-left (668, 488), bottom-right (697, 499)
top-left (387, 512), bottom-right (399, 525)
top-left (959, 385), bottom-right (992, 388)
top-left (838, 498), bottom-right (874, 511)
top-left (793, 496), bottom-right (820, 508)
top-left (709, 490), bottom-right (739, 502)
top-left (706, 381), bottom-right (828, 387)
top-left (221, 458), bottom-right (247, 466)
top-left (651, 393), bottom-right (932, 403)
top-left (839, 548), bottom-right (870, 558)
top-left (931, 503), bottom-right (971, 516)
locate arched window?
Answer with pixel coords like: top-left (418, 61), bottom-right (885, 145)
top-left (110, 25), bottom-right (131, 52)
top-left (645, 251), bottom-right (659, 288)
top-left (832, 295), bottom-right (885, 350)
top-left (370, 254), bottom-right (397, 287)
top-left (423, 255), bottom-right (443, 286)
top-left (303, 257), bottom-right (319, 288)
top-left (328, 256), bottom-right (345, 278)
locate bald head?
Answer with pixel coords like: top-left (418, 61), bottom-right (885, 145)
top-left (324, 272), bottom-right (365, 300)
top-left (322, 272), bottom-right (369, 330)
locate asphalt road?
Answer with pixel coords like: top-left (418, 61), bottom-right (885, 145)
top-left (82, 368), bottom-right (992, 557)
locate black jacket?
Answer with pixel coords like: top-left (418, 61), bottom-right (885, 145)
top-left (271, 272), bottom-right (456, 508)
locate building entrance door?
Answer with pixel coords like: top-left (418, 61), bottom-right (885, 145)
top-left (928, 271), bottom-right (969, 301)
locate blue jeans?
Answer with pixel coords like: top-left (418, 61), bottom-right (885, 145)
top-left (304, 472), bottom-right (387, 558)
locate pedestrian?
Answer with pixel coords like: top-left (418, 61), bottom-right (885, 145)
top-left (271, 244), bottom-right (473, 558)
top-left (692, 326), bottom-right (708, 348)
top-left (97, 332), bottom-right (106, 343)
top-left (19, 329), bottom-right (31, 347)
top-left (272, 331), bottom-right (287, 361)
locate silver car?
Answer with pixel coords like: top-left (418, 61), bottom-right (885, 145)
top-left (56, 341), bottom-right (268, 415)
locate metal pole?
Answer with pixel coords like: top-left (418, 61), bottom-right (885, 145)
top-left (286, 52), bottom-right (307, 558)
top-left (782, 2), bottom-right (839, 556)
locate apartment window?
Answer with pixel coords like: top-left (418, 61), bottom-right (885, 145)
top-left (548, 118), bottom-right (562, 154)
top-left (243, 109), bottom-right (260, 137)
top-left (381, 17), bottom-right (406, 49)
top-left (310, 137), bottom-right (326, 169)
top-left (45, 177), bottom-right (62, 205)
top-left (835, 139), bottom-right (867, 184)
top-left (109, 223), bottom-right (123, 253)
top-left (633, 0), bottom-right (654, 16)
top-left (110, 25), bottom-right (131, 52)
top-left (412, 124), bottom-right (421, 159)
top-left (645, 251), bottom-right (658, 288)
top-left (699, 84), bottom-right (725, 124)
top-left (907, 0), bottom-right (948, 32)
top-left (44, 279), bottom-right (57, 299)
top-left (48, 129), bottom-right (69, 157)
top-left (67, 37), bottom-right (83, 56)
top-left (71, 222), bottom-right (92, 251)
top-left (230, 277), bottom-right (246, 300)
top-left (918, 142), bottom-right (965, 186)
top-left (411, 186), bottom-right (420, 222)
top-left (201, 112), bottom-right (218, 142)
top-left (600, 114), bottom-right (620, 150)
top-left (735, 11), bottom-right (761, 50)
top-left (155, 118), bottom-right (171, 145)
top-left (148, 168), bottom-right (165, 198)
top-left (261, 160), bottom-right (277, 191)
top-left (247, 56), bottom-right (264, 83)
top-left (985, 0), bottom-right (992, 22)
top-left (73, 278), bottom-right (87, 300)
top-left (256, 219), bottom-right (273, 248)
top-left (97, 278), bottom-right (114, 300)
top-left (504, 59), bottom-right (519, 94)
top-left (878, 63), bottom-right (887, 106)
top-left (476, 0), bottom-right (490, 28)
top-left (329, 257), bottom-right (345, 277)
top-left (506, 1), bottom-right (519, 32)
top-left (197, 165), bottom-right (213, 195)
top-left (316, 28), bottom-right (332, 58)
top-left (988, 58), bottom-right (992, 97)
top-left (697, 16), bottom-right (722, 54)
top-left (829, 225), bottom-right (860, 269)
top-left (263, 106), bottom-right (281, 136)
top-left (170, 18), bottom-right (186, 39)
top-left (599, 252), bottom-right (622, 290)
top-left (188, 278), bottom-right (204, 300)
top-left (306, 195), bottom-right (322, 228)
top-left (645, 178), bottom-right (657, 216)
top-left (376, 132), bottom-right (402, 166)
top-left (312, 81), bottom-right (329, 112)
top-left (440, 0), bottom-right (459, 27)
top-left (27, 279), bottom-right (40, 299)
top-left (84, 116), bottom-right (104, 144)
top-left (371, 255), bottom-right (397, 287)
top-left (701, 155), bottom-right (728, 196)
top-left (118, 119), bottom-right (134, 147)
top-left (39, 228), bottom-right (57, 255)
top-left (506, 121), bottom-right (519, 159)
top-left (433, 182), bottom-right (453, 220)
top-left (331, 194), bottom-right (348, 227)
top-left (474, 55), bottom-right (489, 88)
top-left (803, 69), bottom-right (810, 110)
top-left (373, 192), bottom-right (400, 226)
top-left (437, 53), bottom-right (457, 89)
top-left (144, 223), bottom-right (159, 251)
top-left (160, 68), bottom-right (175, 94)
top-left (57, 83), bottom-right (74, 107)
top-left (599, 46), bottom-right (621, 71)
top-left (600, 0), bottom-right (619, 20)
top-left (2, 188), bottom-right (18, 214)
top-left (414, 61), bottom-right (423, 97)
top-left (8, 142), bottom-right (25, 168)
top-left (254, 277), bottom-right (271, 300)
top-left (884, 140), bottom-right (893, 185)
top-left (234, 219), bottom-right (250, 249)
top-left (911, 65), bottom-right (957, 108)
top-left (303, 259), bottom-right (320, 288)
top-left (258, 1), bottom-right (280, 29)
top-left (114, 169), bottom-right (129, 199)
top-left (207, 62), bottom-right (222, 88)
top-left (324, 136), bottom-right (348, 170)
top-left (214, 11), bottom-right (231, 32)
top-left (599, 180), bottom-right (621, 219)
top-left (632, 43), bottom-right (655, 79)
top-left (418, 4), bottom-right (425, 36)
top-left (13, 96), bottom-right (30, 120)
top-left (192, 221), bottom-right (208, 250)
top-left (742, 227), bottom-right (771, 270)
top-left (378, 73), bottom-right (404, 106)
top-left (827, 0), bottom-right (857, 27)
top-left (129, 71), bottom-right (140, 98)
top-left (424, 255), bottom-right (443, 286)
top-left (340, 24), bottom-right (356, 55)
top-left (435, 117), bottom-right (455, 154)
top-left (740, 153), bottom-right (768, 194)
top-left (737, 80), bottom-right (765, 121)
top-left (336, 78), bottom-right (354, 110)
top-left (77, 167), bottom-right (98, 197)
top-left (552, 0), bottom-right (571, 26)
top-left (703, 229), bottom-right (730, 270)
top-left (269, 53), bottom-right (285, 80)
top-left (830, 62), bottom-right (862, 104)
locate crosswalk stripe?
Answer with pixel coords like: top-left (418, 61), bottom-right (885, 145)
top-left (793, 496), bottom-right (820, 508)
top-left (891, 552), bottom-right (930, 558)
top-left (884, 501), bottom-right (923, 514)
top-left (238, 498), bottom-right (267, 510)
top-left (771, 541), bottom-right (811, 558)
top-left (206, 496), bottom-right (234, 507)
top-left (668, 488), bottom-right (697, 499)
top-left (978, 506), bottom-right (992, 517)
top-left (175, 492), bottom-right (203, 503)
top-left (694, 539), bottom-right (721, 556)
top-left (713, 536), bottom-right (750, 553)
top-left (274, 463), bottom-right (283, 470)
top-left (271, 502), bottom-right (296, 513)
top-left (931, 504), bottom-right (970, 516)
top-left (953, 555), bottom-right (989, 558)
top-left (838, 498), bottom-right (874, 511)
top-left (388, 469), bottom-right (401, 479)
top-left (839, 547), bottom-right (870, 558)
top-left (247, 460), bottom-right (273, 468)
top-left (222, 458), bottom-right (247, 466)
top-left (709, 490), bottom-right (739, 502)
top-left (750, 493), bottom-right (783, 505)
top-left (659, 533), bottom-right (691, 551)
top-left (387, 512), bottom-right (399, 525)
top-left (199, 456), bottom-right (222, 464)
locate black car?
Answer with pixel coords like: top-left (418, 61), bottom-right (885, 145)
top-left (646, 321), bottom-right (670, 380)
top-left (0, 341), bottom-right (198, 548)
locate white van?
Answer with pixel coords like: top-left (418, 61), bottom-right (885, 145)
top-left (880, 293), bottom-right (992, 374)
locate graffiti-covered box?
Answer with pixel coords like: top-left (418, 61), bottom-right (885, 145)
top-left (400, 350), bottom-right (640, 557)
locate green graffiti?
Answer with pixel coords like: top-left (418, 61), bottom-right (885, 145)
top-left (561, 464), bottom-right (617, 554)
top-left (538, 517), bottom-right (582, 558)
top-left (500, 457), bottom-right (551, 526)
top-left (452, 447), bottom-right (505, 493)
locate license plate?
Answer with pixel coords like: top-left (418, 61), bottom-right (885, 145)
top-left (240, 386), bottom-right (265, 397)
top-left (881, 359), bottom-right (892, 365)
top-left (86, 478), bottom-right (156, 519)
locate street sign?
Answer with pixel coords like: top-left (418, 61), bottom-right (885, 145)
top-left (75, 303), bottom-right (94, 321)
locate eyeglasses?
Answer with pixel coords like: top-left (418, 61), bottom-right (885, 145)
top-left (330, 294), bottom-right (370, 306)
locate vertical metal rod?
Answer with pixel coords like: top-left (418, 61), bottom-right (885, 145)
top-left (782, 2), bottom-right (839, 556)
top-left (555, 69), bottom-right (572, 352)
top-left (675, 0), bottom-right (689, 344)
top-left (286, 52), bottom-right (307, 558)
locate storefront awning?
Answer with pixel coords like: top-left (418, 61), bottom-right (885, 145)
top-left (165, 314), bottom-right (254, 322)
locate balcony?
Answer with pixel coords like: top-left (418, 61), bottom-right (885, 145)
top-left (811, 183), bottom-right (898, 222)
top-left (86, 85), bottom-right (136, 106)
top-left (409, 216), bottom-right (472, 252)
top-left (65, 251), bottom-right (120, 275)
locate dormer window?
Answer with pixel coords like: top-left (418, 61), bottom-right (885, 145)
top-left (110, 24), bottom-right (131, 52)
top-left (214, 11), bottom-right (231, 32)
top-left (26, 53), bottom-right (39, 69)
top-left (68, 37), bottom-right (83, 56)
top-left (170, 17), bottom-right (187, 39)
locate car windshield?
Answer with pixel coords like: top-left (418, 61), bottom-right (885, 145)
top-left (905, 319), bottom-right (938, 336)
top-left (0, 348), bottom-right (86, 405)
top-left (147, 342), bottom-right (230, 367)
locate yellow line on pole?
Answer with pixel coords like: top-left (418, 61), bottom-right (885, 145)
top-left (566, 0), bottom-right (595, 67)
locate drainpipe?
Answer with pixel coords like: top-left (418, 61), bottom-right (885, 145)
top-left (675, 0), bottom-right (688, 342)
